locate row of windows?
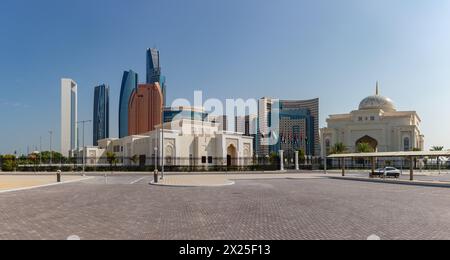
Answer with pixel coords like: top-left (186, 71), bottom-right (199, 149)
top-left (358, 116), bottom-right (375, 122)
top-left (201, 156), bottom-right (214, 164)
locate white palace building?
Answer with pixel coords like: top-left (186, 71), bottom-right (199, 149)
top-left (321, 84), bottom-right (425, 155)
top-left (78, 118), bottom-right (254, 168)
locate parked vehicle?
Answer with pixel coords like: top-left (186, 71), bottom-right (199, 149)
top-left (371, 167), bottom-right (401, 178)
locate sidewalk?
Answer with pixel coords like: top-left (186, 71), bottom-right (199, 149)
top-left (150, 173), bottom-right (327, 187)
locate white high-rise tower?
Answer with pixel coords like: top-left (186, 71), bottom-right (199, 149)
top-left (61, 78), bottom-right (78, 157)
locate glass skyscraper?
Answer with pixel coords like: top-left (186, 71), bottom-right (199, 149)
top-left (119, 70), bottom-right (138, 138)
top-left (146, 48), bottom-right (161, 84)
top-left (147, 48), bottom-right (167, 106)
top-left (93, 84), bottom-right (110, 146)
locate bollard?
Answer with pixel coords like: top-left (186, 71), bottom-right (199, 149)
top-left (56, 170), bottom-right (62, 183)
top-left (154, 170), bottom-right (159, 184)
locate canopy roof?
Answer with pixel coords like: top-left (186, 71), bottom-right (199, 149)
top-left (327, 151), bottom-right (450, 159)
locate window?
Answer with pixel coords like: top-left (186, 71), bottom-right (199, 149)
top-left (202, 156), bottom-right (207, 164)
top-left (370, 116), bottom-right (375, 121)
top-left (208, 156), bottom-right (213, 164)
top-left (358, 117), bottom-right (363, 122)
top-left (404, 137), bottom-right (410, 151)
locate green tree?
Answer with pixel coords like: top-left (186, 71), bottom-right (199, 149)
top-left (268, 152), bottom-right (280, 166)
top-left (356, 142), bottom-right (374, 169)
top-left (106, 152), bottom-right (118, 169)
top-left (298, 149), bottom-right (306, 163)
top-left (430, 146), bottom-right (445, 172)
top-left (1, 155), bottom-right (17, 172)
top-left (130, 155), bottom-right (139, 166)
top-left (356, 143), bottom-right (374, 153)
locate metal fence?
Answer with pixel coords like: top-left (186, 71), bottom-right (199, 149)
top-left (2, 156), bottom-right (446, 173)
top-left (1, 156), bottom-right (281, 172)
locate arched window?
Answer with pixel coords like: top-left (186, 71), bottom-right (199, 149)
top-left (404, 137), bottom-right (410, 151)
top-left (325, 139), bottom-right (331, 154)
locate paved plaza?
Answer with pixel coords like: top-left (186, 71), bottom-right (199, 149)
top-left (1, 173), bottom-right (450, 240)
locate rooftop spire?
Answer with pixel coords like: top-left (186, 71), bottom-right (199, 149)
top-left (376, 81), bottom-right (379, 95)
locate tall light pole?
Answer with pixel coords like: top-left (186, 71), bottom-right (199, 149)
top-left (161, 105), bottom-right (165, 180)
top-left (49, 130), bottom-right (53, 166)
top-left (77, 120), bottom-right (92, 175)
top-left (39, 136), bottom-right (42, 167)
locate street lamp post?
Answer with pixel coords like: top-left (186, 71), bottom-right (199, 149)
top-left (77, 120), bottom-right (92, 175)
top-left (39, 136), bottom-right (42, 168)
top-left (49, 130), bottom-right (53, 167)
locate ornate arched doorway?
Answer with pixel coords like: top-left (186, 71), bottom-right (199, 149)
top-left (227, 144), bottom-right (238, 167)
top-left (356, 135), bottom-right (378, 152)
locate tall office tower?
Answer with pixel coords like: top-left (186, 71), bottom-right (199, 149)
top-left (119, 70), bottom-right (138, 138)
top-left (256, 98), bottom-right (320, 158)
top-left (93, 84), bottom-right (110, 146)
top-left (128, 83), bottom-right (163, 136)
top-left (235, 115), bottom-right (257, 136)
top-left (160, 75), bottom-right (167, 106)
top-left (279, 99), bottom-right (320, 157)
top-left (147, 48), bottom-right (167, 106)
top-left (146, 48), bottom-right (161, 84)
top-left (61, 78), bottom-right (78, 157)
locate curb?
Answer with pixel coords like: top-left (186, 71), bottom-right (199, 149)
top-left (149, 180), bottom-right (236, 188)
top-left (329, 176), bottom-right (450, 189)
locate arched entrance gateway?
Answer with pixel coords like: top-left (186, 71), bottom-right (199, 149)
top-left (227, 144), bottom-right (238, 167)
top-left (356, 135), bottom-right (378, 152)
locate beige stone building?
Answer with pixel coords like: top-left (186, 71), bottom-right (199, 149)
top-left (78, 119), bottom-right (254, 167)
top-left (321, 85), bottom-right (424, 155)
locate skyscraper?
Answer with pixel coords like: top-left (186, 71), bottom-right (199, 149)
top-left (128, 83), bottom-right (163, 136)
top-left (256, 98), bottom-right (320, 158)
top-left (146, 48), bottom-right (161, 84)
top-left (119, 70), bottom-right (138, 138)
top-left (147, 48), bottom-right (167, 106)
top-left (61, 78), bottom-right (78, 157)
top-left (93, 84), bottom-right (110, 146)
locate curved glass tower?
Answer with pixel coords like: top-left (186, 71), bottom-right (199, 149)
top-left (146, 48), bottom-right (161, 84)
top-left (93, 84), bottom-right (110, 145)
top-left (119, 70), bottom-right (138, 138)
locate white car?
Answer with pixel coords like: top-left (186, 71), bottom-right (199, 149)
top-left (372, 167), bottom-right (401, 178)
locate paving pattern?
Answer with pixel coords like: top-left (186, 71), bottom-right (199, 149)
top-left (1, 176), bottom-right (450, 240)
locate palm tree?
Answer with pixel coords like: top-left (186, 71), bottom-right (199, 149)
top-left (431, 146), bottom-right (445, 173)
top-left (356, 143), bottom-right (374, 153)
top-left (106, 152), bottom-right (118, 171)
top-left (356, 142), bottom-right (374, 169)
top-left (130, 155), bottom-right (139, 166)
top-left (330, 143), bottom-right (347, 176)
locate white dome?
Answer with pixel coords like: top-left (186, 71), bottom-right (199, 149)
top-left (359, 95), bottom-right (396, 111)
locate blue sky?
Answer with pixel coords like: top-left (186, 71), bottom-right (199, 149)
top-left (1, 0), bottom-right (450, 154)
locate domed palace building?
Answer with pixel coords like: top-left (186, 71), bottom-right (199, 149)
top-left (321, 83), bottom-right (424, 155)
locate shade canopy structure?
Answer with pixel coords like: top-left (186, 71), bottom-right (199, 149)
top-left (327, 151), bottom-right (450, 159)
top-left (326, 151), bottom-right (450, 181)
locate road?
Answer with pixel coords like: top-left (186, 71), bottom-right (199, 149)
top-left (0, 175), bottom-right (450, 240)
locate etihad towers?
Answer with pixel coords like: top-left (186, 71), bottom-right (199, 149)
top-left (119, 70), bottom-right (138, 138)
top-left (146, 48), bottom-right (166, 105)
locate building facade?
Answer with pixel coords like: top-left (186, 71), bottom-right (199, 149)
top-left (256, 97), bottom-right (320, 158)
top-left (321, 86), bottom-right (425, 155)
top-left (164, 107), bottom-right (208, 123)
top-left (93, 84), bottom-right (110, 146)
top-left (61, 78), bottom-right (78, 157)
top-left (84, 119), bottom-right (254, 168)
top-left (128, 83), bottom-right (163, 136)
top-left (119, 70), bottom-right (138, 138)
